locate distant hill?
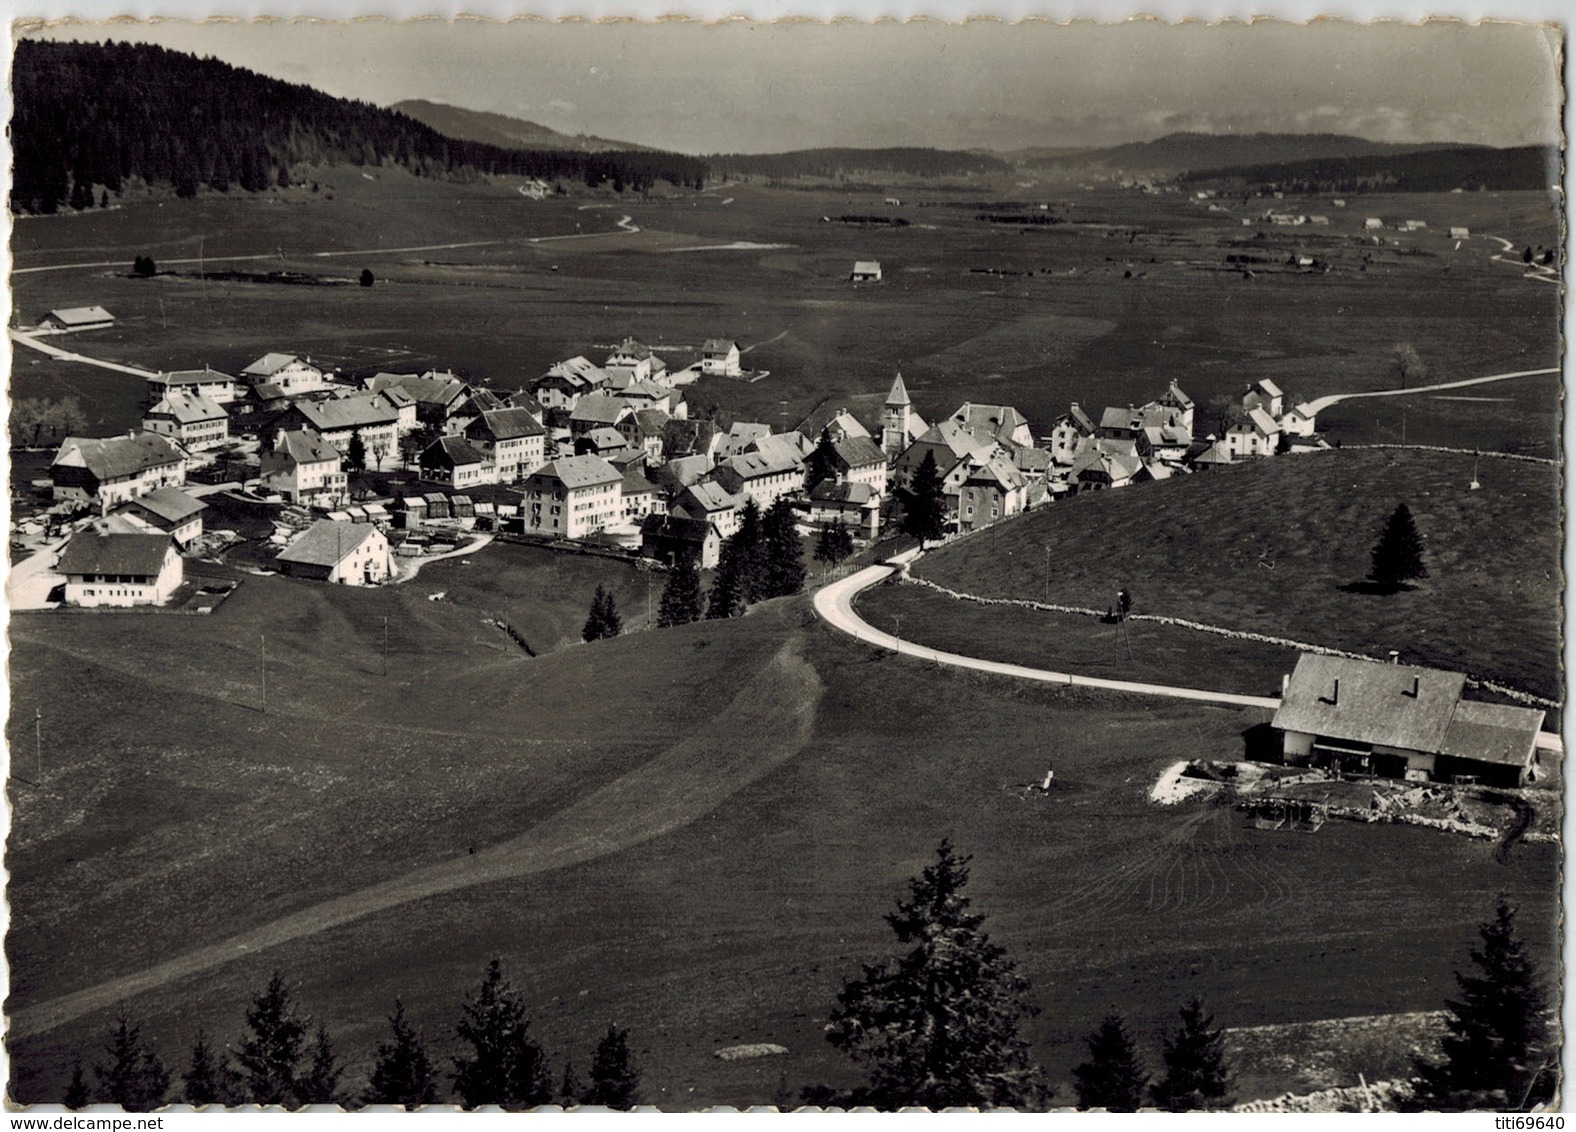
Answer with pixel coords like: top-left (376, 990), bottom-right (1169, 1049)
top-left (392, 99), bottom-right (649, 153)
top-left (1022, 132), bottom-right (1462, 174)
top-left (708, 147), bottom-right (1011, 181)
top-left (10, 40), bottom-right (707, 214)
top-left (1180, 144), bottom-right (1558, 194)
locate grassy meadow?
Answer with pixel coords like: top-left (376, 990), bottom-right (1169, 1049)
top-left (4, 583), bottom-right (1562, 1105)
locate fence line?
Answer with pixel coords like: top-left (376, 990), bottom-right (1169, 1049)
top-left (897, 575), bottom-right (1559, 711)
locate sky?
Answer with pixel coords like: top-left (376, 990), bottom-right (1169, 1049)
top-left (17, 17), bottom-right (1564, 154)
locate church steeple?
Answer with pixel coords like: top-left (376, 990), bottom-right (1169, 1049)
top-left (881, 372), bottom-right (912, 457)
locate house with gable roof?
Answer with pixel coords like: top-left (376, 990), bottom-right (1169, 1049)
top-left (532, 356), bottom-right (610, 411)
top-left (42, 305), bottom-right (116, 332)
top-left (113, 486), bottom-right (207, 548)
top-left (673, 481), bottom-right (746, 540)
top-left (949, 403), bottom-right (1034, 449)
top-left (51, 432), bottom-right (187, 506)
top-left (240, 353), bottom-right (330, 395)
top-left (57, 530), bottom-right (182, 607)
top-left (1226, 407), bottom-right (1281, 459)
top-left (262, 429), bottom-right (347, 506)
top-left (279, 393), bottom-right (401, 468)
top-left (520, 454), bottom-right (624, 539)
top-left (146, 367), bottom-right (236, 407)
top-left (605, 338), bottom-right (669, 386)
top-left (958, 451), bottom-right (1029, 531)
top-left (1242, 379), bottom-right (1285, 418)
top-left (420, 435), bottom-right (498, 489)
top-left (277, 519), bottom-right (392, 585)
top-left (700, 339), bottom-right (743, 377)
top-left (465, 407), bottom-right (547, 483)
top-left (827, 434), bottom-right (890, 498)
top-left (1048, 403), bottom-right (1096, 466)
top-left (143, 390), bottom-right (230, 451)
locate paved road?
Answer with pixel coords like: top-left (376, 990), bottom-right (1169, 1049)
top-left (813, 562), bottom-right (1281, 710)
top-left (7, 534), bottom-right (70, 611)
top-left (10, 636), bottom-right (821, 1039)
top-left (1300, 366), bottom-right (1560, 417)
top-left (9, 328), bottom-right (160, 377)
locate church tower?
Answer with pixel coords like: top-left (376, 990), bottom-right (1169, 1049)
top-left (881, 372), bottom-right (912, 457)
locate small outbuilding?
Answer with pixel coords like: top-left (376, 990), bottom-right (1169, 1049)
top-left (850, 261), bottom-right (883, 282)
top-left (42, 306), bottom-right (115, 331)
top-left (57, 531), bottom-right (181, 607)
top-left (276, 519), bottom-right (392, 585)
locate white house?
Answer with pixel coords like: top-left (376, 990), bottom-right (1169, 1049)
top-left (520, 455), bottom-right (624, 539)
top-left (419, 435), bottom-right (498, 490)
top-left (957, 451), bottom-right (1029, 531)
top-left (43, 306), bottom-right (115, 331)
top-left (1280, 403), bottom-right (1319, 438)
top-left (281, 394), bottom-right (403, 468)
top-left (261, 429), bottom-right (347, 506)
top-left (147, 367), bottom-right (236, 406)
top-left (1226, 407), bottom-right (1281, 458)
top-left (143, 390), bottom-right (229, 451)
top-left (604, 338), bottom-right (669, 386)
top-left (51, 432), bottom-right (187, 506)
top-left (277, 519), bottom-right (393, 585)
top-left (1048, 403), bottom-right (1096, 466)
top-left (57, 531), bottom-right (182, 607)
top-left (700, 339), bottom-right (743, 377)
top-left (710, 449), bottom-right (803, 511)
top-left (828, 435), bottom-right (890, 499)
top-left (851, 260), bottom-right (883, 282)
top-left (465, 407), bottom-right (547, 483)
top-left (1243, 379), bottom-right (1285, 418)
top-left (113, 486), bottom-right (207, 548)
top-left (240, 353), bottom-right (331, 395)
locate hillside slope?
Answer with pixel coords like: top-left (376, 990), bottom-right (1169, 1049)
top-left (1023, 131), bottom-right (1453, 172)
top-left (914, 449), bottom-right (1561, 700)
top-left (392, 98), bottom-right (649, 153)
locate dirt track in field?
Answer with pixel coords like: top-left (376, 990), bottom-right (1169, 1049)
top-left (9, 637), bottom-right (822, 1039)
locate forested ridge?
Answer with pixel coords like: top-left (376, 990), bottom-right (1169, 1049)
top-left (10, 39), bottom-right (709, 213)
top-left (1180, 144), bottom-right (1558, 194)
top-left (706, 147), bottom-right (1011, 181)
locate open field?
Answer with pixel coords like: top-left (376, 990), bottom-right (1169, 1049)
top-left (5, 585), bottom-right (1560, 1105)
top-left (912, 448), bottom-right (1562, 702)
top-left (10, 173), bottom-right (1559, 457)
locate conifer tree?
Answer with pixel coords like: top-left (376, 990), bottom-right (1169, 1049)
top-left (1150, 998), bottom-right (1231, 1111)
top-left (657, 553), bottom-right (704, 628)
top-left (345, 431), bottom-right (367, 474)
top-left (294, 1024), bottom-right (344, 1107)
top-left (899, 450), bottom-right (947, 546)
top-left (559, 1060), bottom-right (586, 1107)
top-left (826, 840), bottom-right (1048, 1109)
top-left (1072, 1014), bottom-right (1149, 1111)
top-left (805, 427), bottom-right (838, 493)
top-left (1369, 502), bottom-right (1428, 588)
top-left (451, 959), bottom-right (554, 1110)
top-left (182, 1027), bottom-right (239, 1106)
top-left (733, 498), bottom-right (768, 602)
top-left (761, 497), bottom-right (807, 598)
top-left (585, 1025), bottom-right (641, 1110)
top-left (236, 971), bottom-right (309, 1106)
top-left (705, 538), bottom-right (748, 620)
top-left (1405, 898), bottom-right (1555, 1111)
top-left (64, 1057), bottom-right (91, 1109)
top-left (94, 1015), bottom-right (171, 1111)
top-left (815, 520), bottom-right (856, 574)
top-left (363, 1000), bottom-right (439, 1107)
top-left (582, 584), bottom-right (622, 641)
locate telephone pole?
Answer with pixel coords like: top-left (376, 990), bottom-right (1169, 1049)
top-left (34, 709), bottom-right (42, 782)
top-left (260, 633), bottom-right (267, 713)
top-left (382, 615), bottom-right (389, 677)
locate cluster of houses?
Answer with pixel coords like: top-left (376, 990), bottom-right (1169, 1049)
top-left (37, 314), bottom-right (1331, 605)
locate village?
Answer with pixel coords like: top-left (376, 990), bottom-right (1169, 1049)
top-left (15, 302), bottom-right (1333, 604)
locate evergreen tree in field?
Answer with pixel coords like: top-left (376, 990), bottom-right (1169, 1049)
top-left (345, 430), bottom-right (367, 474)
top-left (1150, 998), bottom-right (1231, 1111)
top-left (705, 538), bottom-right (748, 620)
top-left (582, 584), bottom-right (622, 641)
top-left (805, 427), bottom-right (838, 493)
top-left (183, 1027), bottom-right (240, 1106)
top-left (657, 553), bottom-right (704, 628)
top-left (733, 498), bottom-right (768, 602)
top-left (826, 840), bottom-right (1048, 1109)
top-left (363, 1000), bottom-right (440, 1108)
top-left (294, 1025), bottom-right (345, 1106)
top-left (132, 254), bottom-right (156, 277)
top-left (451, 959), bottom-right (554, 1110)
top-left (1405, 898), bottom-right (1555, 1111)
top-left (1369, 502), bottom-right (1428, 589)
top-left (1071, 1014), bottom-right (1149, 1111)
top-left (899, 450), bottom-right (947, 546)
top-left (64, 1058), bottom-right (91, 1109)
top-left (360, 268), bottom-right (375, 287)
top-left (94, 1015), bottom-right (171, 1111)
top-left (761, 497), bottom-right (807, 598)
top-left (235, 971), bottom-right (309, 1106)
top-left (559, 1060), bottom-right (586, 1107)
top-left (585, 1025), bottom-right (642, 1110)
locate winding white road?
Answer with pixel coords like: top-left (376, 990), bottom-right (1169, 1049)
top-left (1300, 366), bottom-right (1560, 417)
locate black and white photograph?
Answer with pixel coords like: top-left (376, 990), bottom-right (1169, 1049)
top-left (2, 14), bottom-right (1565, 1113)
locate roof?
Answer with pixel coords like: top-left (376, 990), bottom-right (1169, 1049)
top-left (146, 391), bottom-right (226, 425)
top-left (912, 418), bottom-right (998, 463)
top-left (379, 386), bottom-right (416, 409)
top-left (702, 338), bottom-right (738, 354)
top-left (622, 466), bottom-right (658, 495)
top-left (1254, 378), bottom-right (1284, 398)
top-left (584, 426), bottom-right (630, 450)
top-left (277, 519), bottom-right (380, 568)
top-left (529, 454), bottom-right (622, 490)
top-left (422, 435), bottom-right (486, 468)
top-left (852, 260), bottom-right (882, 274)
top-left (537, 356), bottom-right (607, 389)
top-left (293, 394), bottom-right (400, 433)
top-left (505, 390), bottom-right (545, 415)
top-left (665, 454), bottom-right (712, 487)
top-left (121, 486), bottom-right (207, 525)
top-left (242, 352), bottom-right (312, 378)
top-left (620, 379), bottom-right (670, 401)
top-left (810, 481), bottom-right (877, 505)
top-left (1245, 407), bottom-right (1280, 437)
top-left (1100, 406), bottom-right (1141, 432)
top-left (964, 450), bottom-right (1028, 490)
top-left (1058, 404), bottom-right (1095, 433)
top-left (570, 393), bottom-right (631, 426)
top-left (158, 367), bottom-right (231, 387)
top-left (468, 407), bottom-right (546, 442)
top-left (1165, 381), bottom-right (1195, 410)
top-left (367, 373), bottom-right (469, 409)
top-left (1439, 700), bottom-right (1545, 767)
top-left (721, 449), bottom-right (802, 480)
top-left (48, 305), bottom-right (115, 325)
top-left (57, 531), bottom-right (171, 576)
top-left (460, 389), bottom-right (507, 414)
top-left (677, 481), bottom-right (744, 514)
top-left (1272, 654), bottom-right (1466, 754)
top-left (633, 408), bottom-right (671, 437)
top-left (274, 429), bottom-right (341, 465)
top-left (886, 372), bottom-right (912, 407)
top-left (1010, 445), bottom-right (1054, 474)
top-left (716, 422), bottom-right (773, 459)
top-left (831, 434), bottom-right (887, 469)
top-left (53, 432), bottom-right (183, 481)
top-left (641, 513), bottom-right (717, 543)
top-left (950, 403), bottom-right (1029, 444)
top-left (608, 337), bottom-right (658, 362)
top-left (749, 432), bottom-right (810, 465)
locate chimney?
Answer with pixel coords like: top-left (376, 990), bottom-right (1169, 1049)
top-left (1281, 673), bottom-right (1290, 694)
top-left (1332, 678), bottom-right (1340, 706)
top-left (1404, 674), bottom-right (1420, 699)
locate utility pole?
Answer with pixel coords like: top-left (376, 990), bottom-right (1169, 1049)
top-left (1044, 545), bottom-right (1052, 604)
top-left (893, 613), bottom-right (903, 655)
top-left (34, 709), bottom-right (42, 782)
top-left (260, 633), bottom-right (267, 713)
top-left (382, 615), bottom-right (389, 677)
